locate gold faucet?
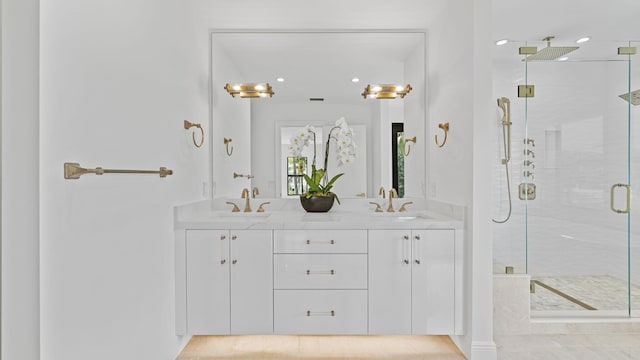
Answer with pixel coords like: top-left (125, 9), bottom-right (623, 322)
top-left (252, 186), bottom-right (260, 198)
top-left (240, 188), bottom-right (251, 212)
top-left (387, 188), bottom-right (398, 212)
top-left (379, 187), bottom-right (386, 198)
top-left (398, 201), bottom-right (413, 212)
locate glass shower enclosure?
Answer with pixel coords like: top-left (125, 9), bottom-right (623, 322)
top-left (492, 39), bottom-right (638, 317)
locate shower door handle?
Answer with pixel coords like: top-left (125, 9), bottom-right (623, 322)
top-left (610, 183), bottom-right (631, 214)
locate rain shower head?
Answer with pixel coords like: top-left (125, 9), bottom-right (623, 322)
top-left (619, 89), bottom-right (640, 106)
top-left (522, 36), bottom-right (579, 62)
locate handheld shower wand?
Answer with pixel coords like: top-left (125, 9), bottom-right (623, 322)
top-left (493, 97), bottom-right (513, 224)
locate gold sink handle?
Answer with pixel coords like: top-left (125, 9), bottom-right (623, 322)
top-left (257, 202), bottom-right (271, 213)
top-left (225, 201), bottom-right (240, 212)
top-left (369, 202), bottom-right (383, 213)
top-left (398, 201), bottom-right (414, 212)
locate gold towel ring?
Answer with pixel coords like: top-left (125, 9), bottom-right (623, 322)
top-left (403, 136), bottom-right (417, 156)
top-left (224, 138), bottom-right (234, 156)
top-left (184, 120), bottom-right (204, 148)
top-left (435, 122), bottom-right (449, 148)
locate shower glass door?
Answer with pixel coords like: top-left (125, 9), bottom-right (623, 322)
top-left (631, 41), bottom-right (639, 317)
top-left (524, 40), bottom-right (635, 316)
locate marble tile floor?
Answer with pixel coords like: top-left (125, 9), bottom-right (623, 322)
top-left (531, 275), bottom-right (640, 311)
top-left (177, 335), bottom-right (466, 360)
top-left (495, 332), bottom-right (640, 359)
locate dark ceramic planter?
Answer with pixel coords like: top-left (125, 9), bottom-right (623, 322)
top-left (299, 194), bottom-right (335, 212)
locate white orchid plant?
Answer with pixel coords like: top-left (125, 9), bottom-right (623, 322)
top-left (289, 117), bottom-right (356, 204)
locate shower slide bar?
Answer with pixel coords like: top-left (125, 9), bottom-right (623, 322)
top-left (530, 279), bottom-right (597, 311)
top-left (64, 162), bottom-right (173, 179)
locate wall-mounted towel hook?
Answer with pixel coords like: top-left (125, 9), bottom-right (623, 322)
top-left (183, 120), bottom-right (204, 148)
top-left (403, 136), bottom-right (417, 156)
top-left (435, 122), bottom-right (449, 148)
top-left (224, 138), bottom-right (234, 156)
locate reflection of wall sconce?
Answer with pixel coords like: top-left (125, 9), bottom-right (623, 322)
top-left (435, 122), bottom-right (450, 148)
top-left (184, 120), bottom-right (204, 148)
top-left (404, 136), bottom-right (417, 156)
top-left (362, 84), bottom-right (412, 99)
top-left (224, 83), bottom-right (274, 98)
top-left (224, 138), bottom-right (233, 156)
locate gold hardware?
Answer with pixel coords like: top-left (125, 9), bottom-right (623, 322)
top-left (505, 266), bottom-right (514, 274)
top-left (530, 280), bottom-right (596, 310)
top-left (378, 187), bottom-right (386, 199)
top-left (362, 84), bottom-right (412, 99)
top-left (223, 138), bottom-right (234, 156)
top-left (225, 201), bottom-right (240, 212)
top-left (403, 235), bottom-right (409, 240)
top-left (518, 183), bottom-right (536, 200)
top-left (224, 83), bottom-right (274, 98)
top-left (240, 188), bottom-right (252, 212)
top-left (403, 136), bottom-right (417, 156)
top-left (398, 201), bottom-right (413, 212)
top-left (232, 259), bottom-right (238, 265)
top-left (305, 239), bottom-right (335, 245)
top-left (233, 172), bottom-right (254, 179)
top-left (183, 120), bottom-right (204, 148)
top-left (256, 202), bottom-right (270, 213)
top-left (610, 183), bottom-right (631, 214)
top-left (435, 123), bottom-right (449, 148)
top-left (231, 235), bottom-right (237, 240)
top-left (414, 235), bottom-right (421, 241)
top-left (64, 162), bottom-right (173, 179)
top-left (387, 188), bottom-right (398, 212)
top-left (306, 269), bottom-right (335, 275)
top-left (220, 235), bottom-right (226, 240)
top-left (252, 187), bottom-right (259, 198)
top-left (518, 85), bottom-right (535, 98)
top-left (220, 259), bottom-right (226, 264)
top-left (306, 310), bottom-right (335, 317)
top-left (618, 47), bottom-right (637, 55)
top-left (403, 259), bottom-right (409, 264)
top-left (369, 201), bottom-right (383, 213)
top-left (355, 192), bottom-right (366, 198)
top-left (415, 259), bottom-right (421, 264)
top-left (519, 46), bottom-right (537, 55)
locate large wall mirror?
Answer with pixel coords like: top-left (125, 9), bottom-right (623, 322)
top-left (210, 31), bottom-right (427, 199)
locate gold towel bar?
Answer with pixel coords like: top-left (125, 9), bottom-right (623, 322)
top-left (64, 162), bottom-right (173, 179)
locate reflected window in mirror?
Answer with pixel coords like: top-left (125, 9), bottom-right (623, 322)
top-left (287, 156), bottom-right (308, 195)
top-left (392, 123), bottom-right (405, 198)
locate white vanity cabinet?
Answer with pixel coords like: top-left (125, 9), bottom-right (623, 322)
top-left (184, 229), bottom-right (273, 335)
top-left (273, 229), bottom-right (368, 334)
top-left (369, 229), bottom-right (455, 334)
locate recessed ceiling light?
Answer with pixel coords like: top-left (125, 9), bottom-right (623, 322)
top-left (557, 56), bottom-right (569, 61)
top-left (351, 77), bottom-right (360, 83)
top-left (576, 37), bottom-right (590, 44)
top-left (495, 39), bottom-right (508, 46)
top-left (276, 77), bottom-right (285, 82)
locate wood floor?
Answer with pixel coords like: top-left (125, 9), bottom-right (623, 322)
top-left (177, 335), bottom-right (466, 360)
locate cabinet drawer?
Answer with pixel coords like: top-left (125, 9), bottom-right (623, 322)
top-left (274, 290), bottom-right (367, 334)
top-left (274, 230), bottom-right (367, 253)
top-left (274, 254), bottom-right (367, 289)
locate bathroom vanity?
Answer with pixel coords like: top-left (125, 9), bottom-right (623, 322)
top-left (174, 199), bottom-right (465, 337)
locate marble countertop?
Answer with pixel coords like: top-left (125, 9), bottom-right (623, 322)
top-left (174, 199), bottom-right (465, 230)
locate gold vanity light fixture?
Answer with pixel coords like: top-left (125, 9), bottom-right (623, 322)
top-left (362, 84), bottom-right (412, 99)
top-left (224, 83), bottom-right (274, 98)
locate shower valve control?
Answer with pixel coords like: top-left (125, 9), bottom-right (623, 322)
top-left (523, 171), bottom-right (534, 180)
top-left (524, 138), bottom-right (535, 147)
top-left (524, 149), bottom-right (535, 158)
top-left (524, 160), bottom-right (535, 169)
top-left (519, 183), bottom-right (536, 200)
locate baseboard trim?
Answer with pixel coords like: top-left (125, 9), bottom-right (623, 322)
top-left (471, 341), bottom-right (497, 360)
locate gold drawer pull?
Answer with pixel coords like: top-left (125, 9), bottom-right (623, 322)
top-left (306, 239), bottom-right (335, 245)
top-left (306, 269), bottom-right (335, 275)
top-left (306, 310), bottom-right (335, 317)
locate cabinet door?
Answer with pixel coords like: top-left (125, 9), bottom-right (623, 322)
top-left (412, 229), bottom-right (455, 334)
top-left (186, 230), bottom-right (230, 334)
top-left (230, 230), bottom-right (273, 334)
top-left (368, 230), bottom-right (412, 334)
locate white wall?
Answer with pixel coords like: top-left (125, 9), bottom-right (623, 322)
top-left (1, 0), bottom-right (40, 359)
top-left (40, 1), bottom-right (208, 359)
top-left (428, 0), bottom-right (495, 358)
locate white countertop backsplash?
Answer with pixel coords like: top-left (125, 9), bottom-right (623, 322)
top-left (174, 197), bottom-right (465, 230)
